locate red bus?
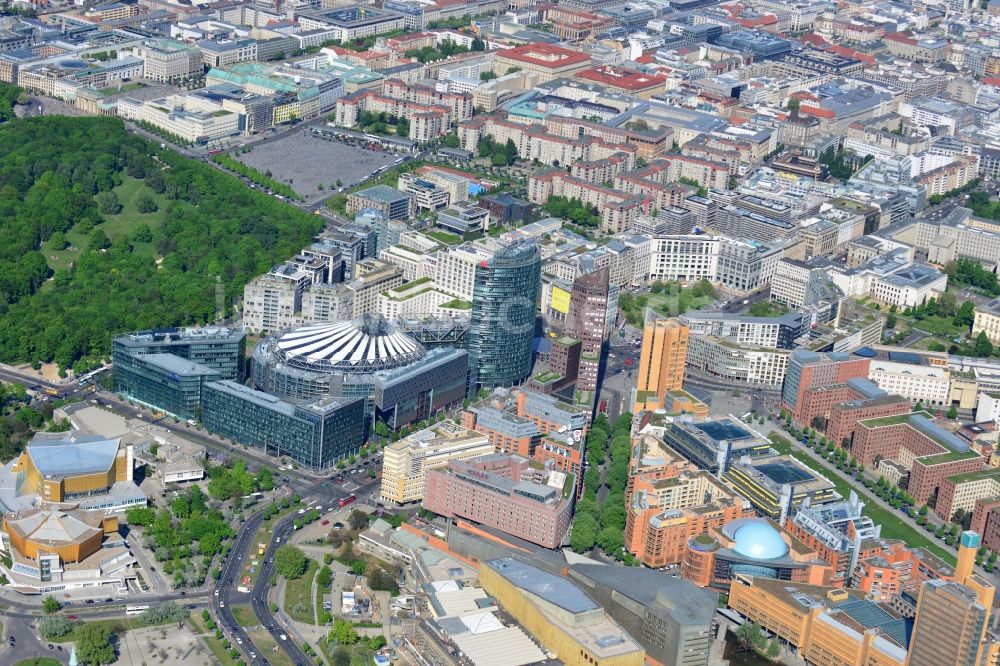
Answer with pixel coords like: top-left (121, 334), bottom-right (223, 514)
top-left (338, 493), bottom-right (356, 508)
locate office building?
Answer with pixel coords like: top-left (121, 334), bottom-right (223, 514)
top-left (379, 423), bottom-right (493, 505)
top-left (423, 454), bottom-right (573, 549)
top-left (681, 311), bottom-right (803, 350)
top-left (479, 558), bottom-right (645, 666)
top-left (824, 381), bottom-right (911, 450)
top-left (296, 6), bottom-right (407, 41)
top-left (436, 203), bottom-right (490, 235)
top-left (908, 580), bottom-right (988, 666)
top-left (723, 453), bottom-right (837, 522)
top-left (634, 316), bottom-right (688, 412)
top-left (974, 299), bottom-right (1000, 345)
top-left (462, 387), bottom-right (588, 489)
top-left (727, 576), bottom-right (908, 666)
top-left (851, 412), bottom-right (984, 507)
top-left (112, 327), bottom-right (245, 381)
top-left (491, 43), bottom-right (591, 83)
top-left (785, 494), bottom-right (880, 587)
top-left (781, 350), bottom-right (871, 421)
top-left (869, 263), bottom-right (948, 309)
top-left (468, 242), bottom-right (542, 390)
top-left (863, 346), bottom-right (952, 407)
top-left (566, 267), bottom-right (610, 393)
top-left (201, 380), bottom-right (365, 469)
top-left (939, 469), bottom-right (1000, 532)
top-left (131, 39), bottom-right (203, 82)
top-left (851, 538), bottom-right (955, 600)
top-left (625, 434), bottom-right (755, 568)
top-left (567, 564), bottom-right (715, 666)
top-left (346, 185), bottom-right (416, 221)
top-left (684, 336), bottom-right (790, 388)
top-left (655, 416), bottom-right (772, 475)
top-left (112, 353), bottom-right (222, 421)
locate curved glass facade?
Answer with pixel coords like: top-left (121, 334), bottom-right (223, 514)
top-left (468, 242), bottom-right (541, 390)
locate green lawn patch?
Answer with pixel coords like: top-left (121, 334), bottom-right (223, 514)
top-left (15, 659), bottom-right (62, 666)
top-left (51, 613), bottom-right (185, 644)
top-left (426, 230), bottom-right (462, 245)
top-left (203, 634), bottom-right (241, 666)
top-left (912, 315), bottom-right (966, 338)
top-left (99, 81), bottom-right (146, 97)
top-left (768, 433), bottom-right (955, 565)
top-left (43, 177), bottom-right (169, 273)
top-left (230, 603), bottom-right (256, 627)
top-left (187, 611), bottom-right (209, 635)
top-left (248, 627), bottom-right (293, 666)
top-left (283, 558), bottom-right (318, 624)
top-left (746, 300), bottom-right (789, 317)
top-left (440, 298), bottom-right (472, 309)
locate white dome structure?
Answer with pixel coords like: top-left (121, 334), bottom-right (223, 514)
top-left (271, 315), bottom-right (426, 374)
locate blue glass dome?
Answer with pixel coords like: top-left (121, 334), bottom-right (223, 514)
top-left (732, 521), bottom-right (788, 560)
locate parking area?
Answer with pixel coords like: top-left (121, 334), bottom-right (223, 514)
top-left (231, 130), bottom-right (400, 201)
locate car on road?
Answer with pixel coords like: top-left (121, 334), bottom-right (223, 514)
top-left (279, 634), bottom-right (287, 641)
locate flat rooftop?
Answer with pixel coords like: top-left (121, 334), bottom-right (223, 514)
top-left (487, 557), bottom-right (598, 613)
top-left (693, 419), bottom-right (754, 442)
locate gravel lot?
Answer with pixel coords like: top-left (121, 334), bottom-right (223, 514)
top-left (232, 131), bottom-right (399, 201)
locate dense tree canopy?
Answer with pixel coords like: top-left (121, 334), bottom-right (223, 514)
top-left (0, 82), bottom-right (21, 122)
top-left (0, 116), bottom-right (323, 371)
top-left (275, 545), bottom-right (308, 579)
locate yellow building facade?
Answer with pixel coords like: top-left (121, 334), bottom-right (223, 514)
top-left (14, 433), bottom-right (132, 504)
top-left (634, 316), bottom-right (688, 412)
top-left (480, 558), bottom-right (645, 666)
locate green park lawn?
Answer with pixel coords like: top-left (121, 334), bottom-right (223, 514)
top-left (42, 177), bottom-right (170, 272)
top-left (283, 558), bottom-right (318, 624)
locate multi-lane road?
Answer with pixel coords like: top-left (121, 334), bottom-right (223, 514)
top-left (213, 472), bottom-right (382, 665)
top-left (0, 368), bottom-right (386, 666)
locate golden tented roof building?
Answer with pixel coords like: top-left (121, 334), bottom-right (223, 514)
top-left (0, 506), bottom-right (134, 593)
top-left (5, 431), bottom-right (146, 513)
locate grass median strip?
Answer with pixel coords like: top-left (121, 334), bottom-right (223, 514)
top-left (283, 558), bottom-right (318, 624)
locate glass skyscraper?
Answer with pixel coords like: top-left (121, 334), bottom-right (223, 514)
top-left (469, 241), bottom-right (541, 390)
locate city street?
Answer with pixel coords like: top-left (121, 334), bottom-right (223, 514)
top-left (214, 472), bottom-right (381, 665)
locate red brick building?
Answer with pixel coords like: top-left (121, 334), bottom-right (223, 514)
top-left (972, 498), bottom-right (1000, 553)
top-left (826, 393), bottom-right (911, 450)
top-left (781, 350), bottom-right (871, 422)
top-left (851, 539), bottom-right (956, 600)
top-left (423, 454), bottom-right (574, 549)
top-left (461, 387), bottom-right (588, 493)
top-left (852, 412), bottom-right (985, 506)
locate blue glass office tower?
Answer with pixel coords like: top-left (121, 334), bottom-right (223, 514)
top-left (468, 241), bottom-right (541, 390)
